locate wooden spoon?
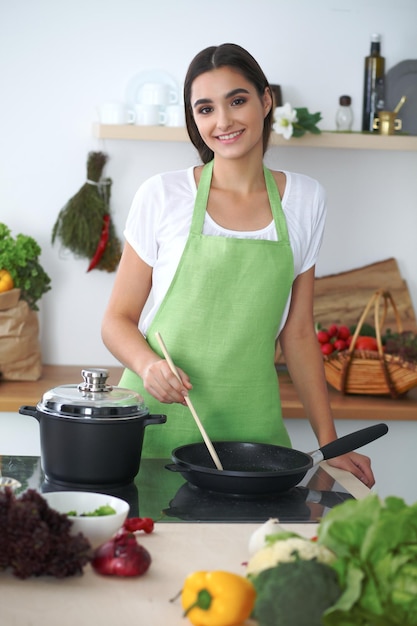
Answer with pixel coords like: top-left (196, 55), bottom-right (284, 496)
top-left (155, 332), bottom-right (224, 471)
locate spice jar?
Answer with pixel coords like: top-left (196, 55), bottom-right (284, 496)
top-left (336, 95), bottom-right (353, 131)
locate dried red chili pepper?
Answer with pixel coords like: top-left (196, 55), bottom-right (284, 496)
top-left (123, 517), bottom-right (154, 534)
top-left (87, 214), bottom-right (110, 272)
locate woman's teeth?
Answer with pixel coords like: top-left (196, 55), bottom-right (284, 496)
top-left (218, 130), bottom-right (242, 140)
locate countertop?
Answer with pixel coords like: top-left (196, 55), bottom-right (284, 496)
top-left (0, 465), bottom-right (368, 626)
top-left (0, 522), bottom-right (311, 626)
top-left (1, 364), bottom-right (417, 420)
top-left (0, 407), bottom-right (370, 626)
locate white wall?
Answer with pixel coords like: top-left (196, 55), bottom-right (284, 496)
top-left (1, 0), bottom-right (417, 367)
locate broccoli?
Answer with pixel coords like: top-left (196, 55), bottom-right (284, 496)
top-left (251, 559), bottom-right (342, 626)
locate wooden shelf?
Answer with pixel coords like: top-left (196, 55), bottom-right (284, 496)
top-left (2, 364), bottom-right (417, 420)
top-left (93, 123), bottom-right (417, 151)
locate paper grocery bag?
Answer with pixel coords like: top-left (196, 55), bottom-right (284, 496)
top-left (0, 290), bottom-right (42, 381)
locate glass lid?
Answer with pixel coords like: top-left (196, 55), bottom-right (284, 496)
top-left (37, 368), bottom-right (148, 419)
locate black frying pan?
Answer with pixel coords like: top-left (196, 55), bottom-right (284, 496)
top-left (165, 423), bottom-right (388, 495)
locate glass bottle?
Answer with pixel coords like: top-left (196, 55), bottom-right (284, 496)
top-left (336, 95), bottom-right (353, 131)
top-left (361, 34), bottom-right (385, 131)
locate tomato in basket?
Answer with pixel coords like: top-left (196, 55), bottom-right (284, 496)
top-left (355, 336), bottom-right (379, 351)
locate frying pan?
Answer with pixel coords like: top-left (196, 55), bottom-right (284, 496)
top-left (165, 423), bottom-right (388, 495)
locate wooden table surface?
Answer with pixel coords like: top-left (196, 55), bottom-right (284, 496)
top-left (1, 364), bottom-right (416, 420)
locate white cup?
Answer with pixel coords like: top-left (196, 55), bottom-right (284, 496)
top-left (97, 101), bottom-right (135, 124)
top-left (138, 82), bottom-right (178, 107)
top-left (134, 103), bottom-right (166, 126)
top-left (164, 104), bottom-right (185, 127)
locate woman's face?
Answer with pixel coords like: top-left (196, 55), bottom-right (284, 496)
top-left (190, 66), bottom-right (271, 160)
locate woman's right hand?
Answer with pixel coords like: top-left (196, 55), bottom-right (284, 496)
top-left (141, 358), bottom-right (192, 405)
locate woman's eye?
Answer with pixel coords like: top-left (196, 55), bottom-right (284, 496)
top-left (198, 106), bottom-right (213, 115)
top-left (231, 97), bottom-right (246, 106)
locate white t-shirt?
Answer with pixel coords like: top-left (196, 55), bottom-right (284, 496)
top-left (124, 166), bottom-right (327, 335)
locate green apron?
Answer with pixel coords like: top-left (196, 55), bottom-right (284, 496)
top-left (120, 160), bottom-right (294, 458)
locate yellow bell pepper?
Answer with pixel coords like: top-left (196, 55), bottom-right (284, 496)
top-left (181, 570), bottom-right (256, 626)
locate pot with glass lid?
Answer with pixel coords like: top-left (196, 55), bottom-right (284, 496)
top-left (19, 368), bottom-right (166, 487)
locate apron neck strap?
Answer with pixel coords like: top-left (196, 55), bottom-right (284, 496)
top-left (263, 166), bottom-right (290, 242)
top-left (190, 161), bottom-right (213, 234)
top-left (191, 159), bottom-right (289, 241)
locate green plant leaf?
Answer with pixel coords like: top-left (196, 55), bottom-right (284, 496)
top-left (0, 223), bottom-right (51, 310)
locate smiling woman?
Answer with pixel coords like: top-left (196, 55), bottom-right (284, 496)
top-left (101, 43), bottom-right (376, 489)
top-left (184, 43), bottom-right (273, 164)
top-left (189, 67), bottom-right (270, 173)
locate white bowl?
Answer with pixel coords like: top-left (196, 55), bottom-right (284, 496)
top-left (42, 491), bottom-right (129, 550)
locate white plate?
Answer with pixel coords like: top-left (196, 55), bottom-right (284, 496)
top-left (385, 59), bottom-right (417, 135)
top-left (125, 70), bottom-right (180, 107)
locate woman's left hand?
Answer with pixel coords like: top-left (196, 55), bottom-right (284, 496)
top-left (326, 451), bottom-right (375, 488)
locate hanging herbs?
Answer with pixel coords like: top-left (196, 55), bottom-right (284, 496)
top-left (51, 152), bottom-right (122, 272)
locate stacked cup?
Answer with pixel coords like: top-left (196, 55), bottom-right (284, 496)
top-left (135, 82), bottom-right (184, 126)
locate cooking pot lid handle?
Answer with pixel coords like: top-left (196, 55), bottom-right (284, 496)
top-left (78, 368), bottom-right (113, 394)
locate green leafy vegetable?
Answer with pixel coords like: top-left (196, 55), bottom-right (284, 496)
top-left (67, 505), bottom-right (116, 517)
top-left (317, 495), bottom-right (417, 625)
top-left (383, 329), bottom-right (417, 363)
top-left (0, 223), bottom-right (51, 310)
top-left (349, 322), bottom-right (377, 338)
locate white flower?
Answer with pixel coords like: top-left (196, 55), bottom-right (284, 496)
top-left (273, 103), bottom-right (298, 140)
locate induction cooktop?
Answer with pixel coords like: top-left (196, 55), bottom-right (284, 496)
top-left (2, 456), bottom-right (353, 524)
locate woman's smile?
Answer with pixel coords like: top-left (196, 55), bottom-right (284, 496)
top-left (216, 129), bottom-right (245, 142)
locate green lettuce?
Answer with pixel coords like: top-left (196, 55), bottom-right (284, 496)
top-left (317, 495), bottom-right (417, 625)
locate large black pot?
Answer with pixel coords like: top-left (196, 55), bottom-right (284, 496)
top-left (19, 368), bottom-right (166, 487)
top-left (166, 423), bottom-right (388, 496)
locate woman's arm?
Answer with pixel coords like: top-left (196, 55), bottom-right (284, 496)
top-left (279, 266), bottom-right (374, 486)
top-left (101, 242), bottom-right (191, 404)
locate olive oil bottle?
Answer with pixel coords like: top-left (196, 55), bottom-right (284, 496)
top-left (361, 34), bottom-right (385, 131)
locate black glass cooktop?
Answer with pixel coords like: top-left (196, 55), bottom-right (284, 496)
top-left (2, 456), bottom-right (353, 524)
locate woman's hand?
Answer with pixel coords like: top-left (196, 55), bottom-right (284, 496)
top-left (326, 451), bottom-right (375, 488)
top-left (142, 358), bottom-right (192, 405)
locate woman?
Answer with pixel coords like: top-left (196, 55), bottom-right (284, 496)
top-left (102, 43), bottom-right (374, 486)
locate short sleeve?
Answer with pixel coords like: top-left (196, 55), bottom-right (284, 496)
top-left (124, 174), bottom-right (165, 267)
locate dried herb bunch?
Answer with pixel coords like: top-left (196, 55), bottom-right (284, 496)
top-left (51, 152), bottom-right (122, 272)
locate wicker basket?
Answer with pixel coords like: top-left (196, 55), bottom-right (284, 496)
top-left (323, 289), bottom-right (417, 397)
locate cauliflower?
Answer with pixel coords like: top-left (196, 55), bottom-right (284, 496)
top-left (247, 536), bottom-right (335, 576)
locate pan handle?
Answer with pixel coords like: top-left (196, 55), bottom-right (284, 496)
top-left (165, 463), bottom-right (182, 473)
top-left (313, 423), bottom-right (389, 464)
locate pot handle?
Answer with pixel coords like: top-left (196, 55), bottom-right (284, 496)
top-left (18, 405), bottom-right (40, 422)
top-left (144, 413), bottom-right (167, 426)
top-left (312, 422), bottom-right (388, 464)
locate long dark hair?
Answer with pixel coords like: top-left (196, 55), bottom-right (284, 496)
top-left (184, 43), bottom-right (273, 164)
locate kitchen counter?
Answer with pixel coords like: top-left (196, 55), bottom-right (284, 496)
top-left (0, 465), bottom-right (368, 626)
top-left (1, 364), bottom-right (417, 420)
top-left (0, 410), bottom-right (369, 626)
top-left (0, 522), bottom-right (310, 626)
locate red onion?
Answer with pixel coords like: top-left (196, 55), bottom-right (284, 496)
top-left (91, 532), bottom-right (151, 577)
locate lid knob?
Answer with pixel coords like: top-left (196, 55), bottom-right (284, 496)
top-left (78, 368), bottom-right (113, 394)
